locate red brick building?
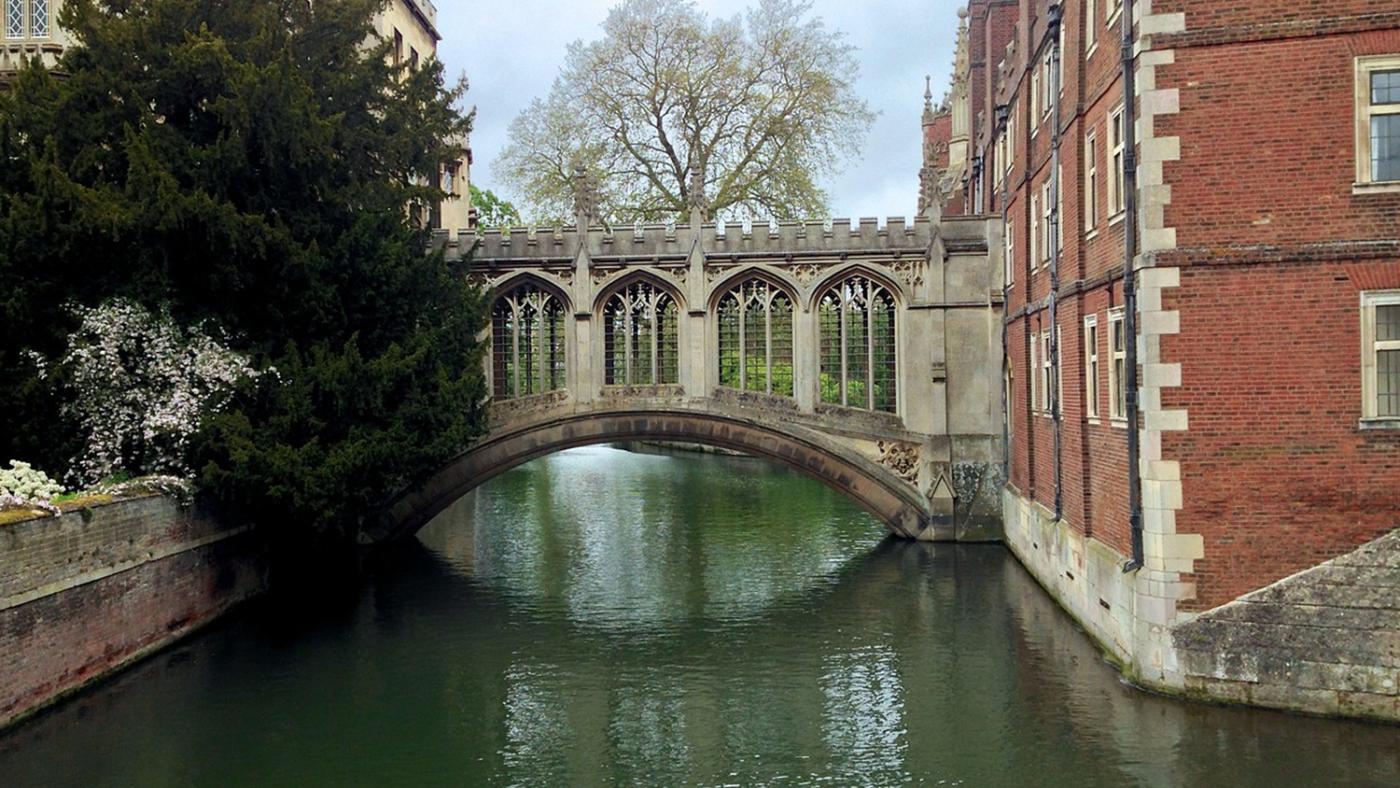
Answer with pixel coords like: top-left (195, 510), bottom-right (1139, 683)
top-left (928, 0), bottom-right (1400, 709)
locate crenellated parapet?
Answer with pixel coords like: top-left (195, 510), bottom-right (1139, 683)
top-left (433, 216), bottom-right (950, 265)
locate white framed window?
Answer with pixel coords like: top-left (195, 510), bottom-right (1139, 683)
top-left (1055, 325), bottom-right (1063, 414)
top-left (1362, 291), bottom-right (1400, 421)
top-left (994, 131), bottom-right (1005, 188)
top-left (1085, 131), bottom-right (1099, 231)
top-left (1006, 366), bottom-right (1015, 443)
top-left (1008, 101), bottom-right (1017, 166)
top-left (1031, 68), bottom-right (1042, 132)
top-left (1356, 56), bottom-right (1400, 188)
top-left (1041, 330), bottom-right (1053, 415)
top-left (1030, 191), bottom-right (1040, 269)
top-left (30, 0), bottom-right (44, 37)
top-left (1044, 58), bottom-right (1055, 114)
top-left (1055, 27), bottom-right (1064, 97)
top-left (1004, 214), bottom-right (1015, 286)
top-left (1108, 308), bottom-right (1126, 422)
top-left (1108, 105), bottom-right (1126, 217)
top-left (1056, 162), bottom-right (1064, 251)
top-left (1030, 327), bottom-right (1039, 412)
top-left (1085, 0), bottom-right (1098, 55)
top-left (1084, 315), bottom-right (1100, 419)
top-left (1041, 181), bottom-right (1052, 261)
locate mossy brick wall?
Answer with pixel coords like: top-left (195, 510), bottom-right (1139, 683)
top-left (0, 498), bottom-right (266, 728)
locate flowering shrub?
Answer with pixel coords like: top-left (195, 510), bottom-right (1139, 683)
top-left (0, 460), bottom-right (64, 515)
top-left (50, 299), bottom-right (264, 487)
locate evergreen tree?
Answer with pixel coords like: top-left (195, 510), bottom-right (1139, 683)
top-left (0, 0), bottom-right (488, 540)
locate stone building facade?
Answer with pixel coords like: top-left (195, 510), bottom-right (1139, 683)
top-left (929, 0), bottom-right (1400, 720)
top-left (0, 0), bottom-right (473, 234)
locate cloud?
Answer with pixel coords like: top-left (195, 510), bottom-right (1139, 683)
top-left (435, 0), bottom-right (958, 220)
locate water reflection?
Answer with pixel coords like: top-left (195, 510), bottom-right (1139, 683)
top-left (0, 446), bottom-right (1396, 786)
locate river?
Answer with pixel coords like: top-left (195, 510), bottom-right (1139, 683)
top-left (1, 445), bottom-right (1397, 786)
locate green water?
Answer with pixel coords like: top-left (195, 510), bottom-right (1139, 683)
top-left (1, 445), bottom-right (1397, 786)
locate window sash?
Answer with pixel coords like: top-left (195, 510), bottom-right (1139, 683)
top-left (1084, 317), bottom-right (1100, 418)
top-left (1030, 193), bottom-right (1040, 268)
top-left (1085, 133), bottom-right (1099, 230)
top-left (1363, 293), bottom-right (1400, 419)
top-left (1041, 183), bottom-right (1052, 261)
top-left (1109, 107), bottom-right (1126, 215)
top-left (1041, 330), bottom-right (1052, 415)
top-left (5, 0), bottom-right (23, 39)
top-left (1355, 57), bottom-right (1400, 185)
top-left (1031, 70), bottom-right (1041, 128)
top-left (1030, 329), bottom-right (1039, 412)
top-left (1086, 0), bottom-right (1098, 52)
top-left (1108, 310), bottom-right (1126, 421)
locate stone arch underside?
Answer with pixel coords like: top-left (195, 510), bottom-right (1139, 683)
top-left (365, 408), bottom-right (937, 545)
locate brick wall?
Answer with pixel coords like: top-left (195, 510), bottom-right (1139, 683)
top-left (0, 497), bottom-right (266, 728)
top-left (966, 0), bottom-right (1400, 610)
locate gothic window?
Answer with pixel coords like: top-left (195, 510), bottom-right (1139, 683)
top-left (491, 284), bottom-right (566, 400)
top-left (6, 0), bottom-right (24, 39)
top-left (29, 0), bottom-right (44, 37)
top-left (717, 279), bottom-right (795, 397)
top-left (603, 280), bottom-right (680, 386)
top-left (818, 274), bottom-right (897, 413)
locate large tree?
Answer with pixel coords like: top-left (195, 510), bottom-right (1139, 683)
top-left (495, 0), bottom-right (874, 223)
top-left (0, 0), bottom-right (488, 542)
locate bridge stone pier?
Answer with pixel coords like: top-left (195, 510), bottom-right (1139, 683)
top-left (367, 207), bottom-right (1006, 545)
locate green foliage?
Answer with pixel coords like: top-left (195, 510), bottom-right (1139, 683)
top-left (469, 184), bottom-right (522, 228)
top-left (0, 0), bottom-right (488, 539)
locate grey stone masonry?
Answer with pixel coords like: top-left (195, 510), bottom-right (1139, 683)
top-left (390, 207), bottom-right (1007, 546)
top-left (1172, 529), bottom-right (1400, 722)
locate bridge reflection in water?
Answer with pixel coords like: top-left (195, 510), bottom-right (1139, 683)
top-left (0, 447), bottom-right (1396, 787)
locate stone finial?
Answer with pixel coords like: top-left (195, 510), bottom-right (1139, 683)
top-left (924, 75), bottom-right (933, 111)
top-left (686, 165), bottom-right (706, 226)
top-left (572, 165), bottom-right (599, 226)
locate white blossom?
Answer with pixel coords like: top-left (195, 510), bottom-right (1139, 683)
top-left (41, 299), bottom-right (264, 487)
top-left (0, 460), bottom-right (64, 516)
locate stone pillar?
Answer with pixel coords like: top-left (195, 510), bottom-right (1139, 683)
top-left (793, 304), bottom-right (818, 412)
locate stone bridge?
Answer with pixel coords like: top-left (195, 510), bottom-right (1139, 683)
top-left (365, 208), bottom-right (1006, 545)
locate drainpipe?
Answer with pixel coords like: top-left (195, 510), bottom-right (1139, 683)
top-left (996, 103), bottom-right (1011, 481)
top-left (1120, 0), bottom-right (1145, 571)
top-left (1047, 3), bottom-right (1064, 523)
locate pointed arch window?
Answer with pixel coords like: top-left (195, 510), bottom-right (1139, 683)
top-left (491, 284), bottom-right (566, 400)
top-left (818, 275), bottom-right (897, 413)
top-left (603, 281), bottom-right (680, 385)
top-left (717, 279), bottom-right (795, 397)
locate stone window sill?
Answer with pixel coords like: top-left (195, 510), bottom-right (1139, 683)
top-left (1359, 418), bottom-right (1400, 431)
top-left (1107, 211), bottom-right (1126, 228)
top-left (1109, 417), bottom-right (1127, 429)
top-left (1353, 181), bottom-right (1400, 195)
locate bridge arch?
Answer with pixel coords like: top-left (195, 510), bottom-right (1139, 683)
top-left (365, 407), bottom-right (937, 545)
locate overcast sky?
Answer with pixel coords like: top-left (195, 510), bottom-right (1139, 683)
top-left (434, 0), bottom-right (960, 221)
